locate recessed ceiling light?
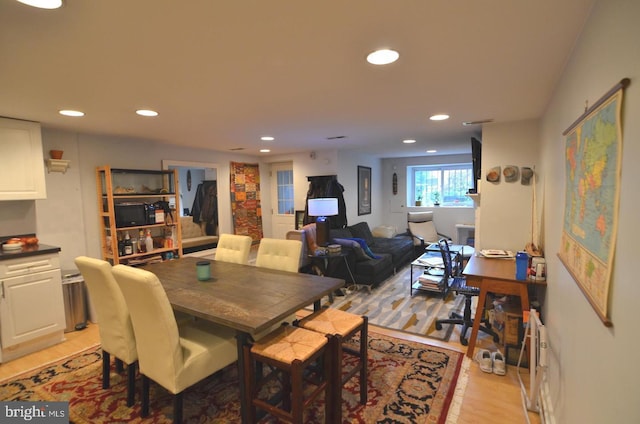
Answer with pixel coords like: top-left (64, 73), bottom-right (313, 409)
top-left (16, 0), bottom-right (62, 9)
top-left (429, 114), bottom-right (450, 121)
top-left (136, 109), bottom-right (158, 117)
top-left (260, 149), bottom-right (271, 153)
top-left (426, 149), bottom-right (437, 153)
top-left (59, 110), bottom-right (84, 117)
top-left (366, 49), bottom-right (399, 65)
top-left (403, 139), bottom-right (416, 144)
top-left (261, 136), bottom-right (274, 141)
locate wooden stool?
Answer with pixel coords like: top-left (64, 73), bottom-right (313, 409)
top-left (242, 325), bottom-right (338, 423)
top-left (298, 308), bottom-right (368, 411)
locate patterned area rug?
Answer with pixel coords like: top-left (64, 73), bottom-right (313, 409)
top-left (0, 333), bottom-right (463, 424)
top-left (326, 264), bottom-right (465, 342)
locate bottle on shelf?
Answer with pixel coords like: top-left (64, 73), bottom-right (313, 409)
top-left (123, 232), bottom-right (133, 256)
top-left (138, 229), bottom-right (146, 253)
top-left (145, 229), bottom-right (154, 253)
top-left (117, 233), bottom-right (124, 256)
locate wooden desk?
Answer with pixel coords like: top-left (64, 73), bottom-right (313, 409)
top-left (463, 255), bottom-right (546, 359)
top-left (142, 257), bottom-right (344, 424)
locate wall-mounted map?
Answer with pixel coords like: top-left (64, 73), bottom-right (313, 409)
top-left (558, 79), bottom-right (628, 326)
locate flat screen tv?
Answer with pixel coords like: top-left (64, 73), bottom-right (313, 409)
top-left (470, 137), bottom-right (482, 193)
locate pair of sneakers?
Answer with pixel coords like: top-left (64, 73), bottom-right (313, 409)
top-left (475, 348), bottom-right (506, 375)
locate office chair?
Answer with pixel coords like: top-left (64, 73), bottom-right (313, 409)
top-left (434, 239), bottom-right (499, 346)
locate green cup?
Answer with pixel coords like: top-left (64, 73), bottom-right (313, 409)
top-left (196, 261), bottom-right (211, 281)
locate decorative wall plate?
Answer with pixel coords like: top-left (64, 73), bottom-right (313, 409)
top-left (503, 165), bottom-right (519, 182)
top-left (486, 166), bottom-right (501, 183)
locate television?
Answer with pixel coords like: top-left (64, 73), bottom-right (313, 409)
top-left (470, 137), bottom-right (482, 193)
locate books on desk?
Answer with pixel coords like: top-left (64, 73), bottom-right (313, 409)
top-left (479, 249), bottom-right (515, 258)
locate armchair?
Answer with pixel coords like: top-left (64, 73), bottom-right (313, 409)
top-left (406, 211), bottom-right (449, 258)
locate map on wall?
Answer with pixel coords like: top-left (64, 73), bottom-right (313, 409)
top-left (558, 79), bottom-right (628, 326)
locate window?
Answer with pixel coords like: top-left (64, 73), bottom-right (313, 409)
top-left (409, 164), bottom-right (473, 207)
top-left (276, 169), bottom-right (294, 214)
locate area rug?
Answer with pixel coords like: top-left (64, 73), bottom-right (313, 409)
top-left (327, 264), bottom-right (465, 342)
top-left (0, 333), bottom-right (464, 424)
top-left (230, 161), bottom-right (263, 242)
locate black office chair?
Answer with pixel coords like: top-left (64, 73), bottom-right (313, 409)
top-left (434, 239), bottom-right (499, 346)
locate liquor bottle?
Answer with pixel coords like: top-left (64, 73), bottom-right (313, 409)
top-left (117, 233), bottom-right (124, 256)
top-left (138, 229), bottom-right (146, 253)
top-left (123, 232), bottom-right (133, 255)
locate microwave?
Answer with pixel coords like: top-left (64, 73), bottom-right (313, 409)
top-left (115, 203), bottom-right (155, 227)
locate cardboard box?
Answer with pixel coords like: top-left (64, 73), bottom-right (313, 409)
top-left (504, 312), bottom-right (523, 345)
top-left (506, 343), bottom-right (528, 367)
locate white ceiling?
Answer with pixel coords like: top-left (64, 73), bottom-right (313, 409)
top-left (0, 0), bottom-right (594, 158)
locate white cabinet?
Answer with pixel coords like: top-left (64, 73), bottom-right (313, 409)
top-left (0, 117), bottom-right (47, 200)
top-left (0, 253), bottom-right (65, 362)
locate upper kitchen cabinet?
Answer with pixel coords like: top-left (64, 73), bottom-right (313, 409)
top-left (0, 117), bottom-right (47, 201)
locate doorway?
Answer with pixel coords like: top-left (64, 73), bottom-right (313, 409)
top-left (162, 160), bottom-right (219, 232)
top-left (270, 162), bottom-right (294, 239)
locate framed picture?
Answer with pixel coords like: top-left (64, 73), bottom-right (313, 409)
top-left (358, 166), bottom-right (371, 215)
top-left (295, 210), bottom-right (305, 230)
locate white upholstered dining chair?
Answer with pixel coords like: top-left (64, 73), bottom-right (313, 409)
top-left (74, 256), bottom-right (138, 407)
top-left (214, 233), bottom-right (253, 264)
top-left (255, 238), bottom-right (302, 273)
top-left (254, 238), bottom-right (303, 337)
top-left (112, 264), bottom-right (238, 423)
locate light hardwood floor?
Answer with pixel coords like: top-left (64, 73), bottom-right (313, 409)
top-left (0, 317), bottom-right (540, 424)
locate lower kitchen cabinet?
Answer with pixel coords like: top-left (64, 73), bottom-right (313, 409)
top-left (0, 252), bottom-right (65, 362)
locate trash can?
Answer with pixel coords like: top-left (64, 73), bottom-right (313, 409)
top-left (62, 273), bottom-right (87, 332)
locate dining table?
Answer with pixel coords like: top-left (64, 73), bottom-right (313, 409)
top-left (141, 256), bottom-right (345, 424)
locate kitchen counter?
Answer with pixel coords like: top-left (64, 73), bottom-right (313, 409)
top-left (0, 243), bottom-right (62, 261)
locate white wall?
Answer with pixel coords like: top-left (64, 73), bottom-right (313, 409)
top-left (32, 128), bottom-right (261, 270)
top-left (381, 155), bottom-right (476, 239)
top-left (478, 120), bottom-right (540, 252)
top-left (539, 1), bottom-right (640, 422)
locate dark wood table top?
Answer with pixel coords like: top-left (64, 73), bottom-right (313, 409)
top-left (141, 257), bottom-right (344, 335)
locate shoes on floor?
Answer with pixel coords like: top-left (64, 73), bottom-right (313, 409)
top-left (475, 349), bottom-right (493, 373)
top-left (475, 349), bottom-right (507, 375)
top-left (492, 351), bottom-right (507, 376)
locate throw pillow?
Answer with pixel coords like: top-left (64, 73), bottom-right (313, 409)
top-left (343, 237), bottom-right (380, 259)
top-left (408, 221), bottom-right (439, 246)
top-left (347, 222), bottom-right (375, 246)
top-left (372, 225), bottom-right (397, 238)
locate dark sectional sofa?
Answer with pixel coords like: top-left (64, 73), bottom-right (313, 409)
top-left (330, 222), bottom-right (414, 288)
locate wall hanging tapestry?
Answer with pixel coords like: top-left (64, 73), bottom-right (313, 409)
top-left (230, 162), bottom-right (263, 242)
top-left (558, 78), bottom-right (629, 326)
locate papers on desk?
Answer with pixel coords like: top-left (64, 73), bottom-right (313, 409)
top-left (479, 249), bottom-right (515, 258)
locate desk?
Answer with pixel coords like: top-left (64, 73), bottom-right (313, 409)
top-left (142, 257), bottom-right (344, 424)
top-left (463, 255), bottom-right (546, 359)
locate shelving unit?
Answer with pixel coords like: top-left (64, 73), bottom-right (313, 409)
top-left (96, 166), bottom-right (183, 266)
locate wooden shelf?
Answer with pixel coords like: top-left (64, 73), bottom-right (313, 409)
top-left (96, 166), bottom-right (183, 266)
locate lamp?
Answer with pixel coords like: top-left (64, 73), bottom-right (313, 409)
top-left (307, 198), bottom-right (338, 247)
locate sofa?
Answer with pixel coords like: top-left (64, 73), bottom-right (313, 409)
top-left (287, 221), bottom-right (413, 288)
top-left (329, 222), bottom-right (414, 287)
top-left (180, 216), bottom-right (219, 253)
